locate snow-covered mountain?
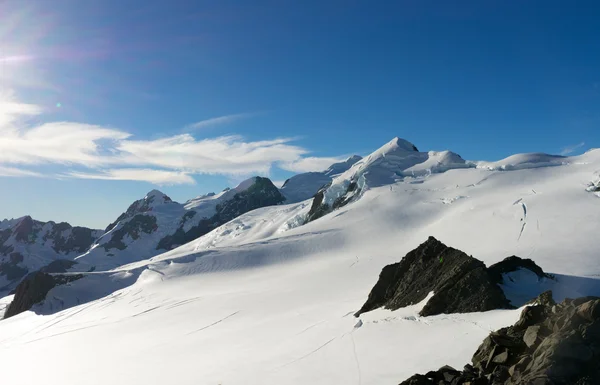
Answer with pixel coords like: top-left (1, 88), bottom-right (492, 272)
top-left (280, 155), bottom-right (362, 203)
top-left (1, 137), bottom-right (600, 385)
top-left (306, 137), bottom-right (473, 222)
top-left (0, 216), bottom-right (102, 291)
top-left (73, 176), bottom-right (285, 271)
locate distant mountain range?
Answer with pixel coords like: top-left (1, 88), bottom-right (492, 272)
top-left (0, 156), bottom-right (361, 292)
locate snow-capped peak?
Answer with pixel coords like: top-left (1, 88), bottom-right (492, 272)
top-left (306, 138), bottom-right (472, 221)
top-left (144, 189), bottom-right (172, 203)
top-left (323, 155), bottom-right (363, 177)
top-left (233, 177), bottom-right (259, 193)
top-left (382, 137), bottom-right (419, 153)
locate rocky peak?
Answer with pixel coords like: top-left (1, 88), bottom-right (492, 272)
top-left (13, 216), bottom-right (35, 242)
top-left (356, 237), bottom-right (551, 318)
top-left (384, 137), bottom-right (420, 153)
top-left (355, 236), bottom-right (512, 317)
top-left (144, 189), bottom-right (172, 204)
top-left (105, 190), bottom-right (174, 233)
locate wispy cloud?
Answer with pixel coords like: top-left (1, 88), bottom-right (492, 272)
top-left (183, 113), bottom-right (256, 132)
top-left (280, 156), bottom-right (347, 173)
top-left (0, 89), bottom-right (343, 184)
top-left (0, 166), bottom-right (42, 177)
top-left (65, 169), bottom-right (195, 185)
top-left (560, 142), bottom-right (585, 156)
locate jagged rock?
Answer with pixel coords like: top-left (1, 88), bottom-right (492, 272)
top-left (157, 177), bottom-right (284, 251)
top-left (356, 237), bottom-right (511, 317)
top-left (488, 256), bottom-right (551, 285)
top-left (0, 217), bottom-right (101, 291)
top-left (575, 299), bottom-right (600, 321)
top-left (4, 271), bottom-right (82, 319)
top-left (523, 325), bottom-right (541, 347)
top-left (400, 291), bottom-right (600, 385)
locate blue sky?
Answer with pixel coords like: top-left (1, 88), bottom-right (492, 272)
top-left (1, 0), bottom-right (599, 228)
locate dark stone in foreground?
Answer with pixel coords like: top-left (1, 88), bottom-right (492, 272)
top-left (399, 291), bottom-right (600, 385)
top-left (355, 237), bottom-right (512, 317)
top-left (4, 271), bottom-right (82, 319)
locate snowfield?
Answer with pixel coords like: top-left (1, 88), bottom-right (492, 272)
top-left (1, 141), bottom-right (600, 385)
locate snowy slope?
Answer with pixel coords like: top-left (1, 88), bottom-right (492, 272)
top-left (1, 140), bottom-right (600, 385)
top-left (280, 155), bottom-right (362, 203)
top-left (73, 176), bottom-right (285, 271)
top-left (0, 216), bottom-right (102, 291)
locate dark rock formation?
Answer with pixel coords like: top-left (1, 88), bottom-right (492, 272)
top-left (399, 291), bottom-right (600, 385)
top-left (305, 185), bottom-right (331, 223)
top-left (103, 215), bottom-right (158, 251)
top-left (305, 181), bottom-right (360, 224)
top-left (157, 177), bottom-right (284, 250)
top-left (356, 237), bottom-right (512, 317)
top-left (4, 271), bottom-right (82, 319)
top-left (488, 256), bottom-right (553, 285)
top-left (105, 190), bottom-right (172, 233)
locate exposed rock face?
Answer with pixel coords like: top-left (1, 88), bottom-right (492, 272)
top-left (156, 177), bottom-right (284, 250)
top-left (356, 237), bottom-right (512, 317)
top-left (487, 256), bottom-right (553, 285)
top-left (399, 291), bottom-right (600, 385)
top-left (4, 271), bottom-right (82, 319)
top-left (0, 216), bottom-right (101, 290)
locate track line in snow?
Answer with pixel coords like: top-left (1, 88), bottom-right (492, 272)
top-left (165, 297), bottom-right (203, 309)
top-left (187, 311), bottom-right (239, 335)
top-left (349, 332), bottom-right (362, 385)
top-left (278, 337), bottom-right (336, 368)
top-left (25, 324), bottom-right (103, 344)
top-left (131, 306), bottom-right (162, 318)
top-left (33, 301), bottom-right (99, 334)
top-left (295, 320), bottom-right (326, 336)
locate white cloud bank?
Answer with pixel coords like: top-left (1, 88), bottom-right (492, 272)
top-left (0, 90), bottom-right (342, 184)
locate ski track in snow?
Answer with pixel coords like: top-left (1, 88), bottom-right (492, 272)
top-left (187, 311), bottom-right (240, 335)
top-left (278, 337), bottom-right (337, 368)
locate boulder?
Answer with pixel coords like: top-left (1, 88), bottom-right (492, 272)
top-left (4, 271), bottom-right (82, 319)
top-left (400, 292), bottom-right (600, 385)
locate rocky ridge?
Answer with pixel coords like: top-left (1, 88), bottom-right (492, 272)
top-left (356, 237), bottom-right (549, 317)
top-left (0, 216), bottom-right (101, 291)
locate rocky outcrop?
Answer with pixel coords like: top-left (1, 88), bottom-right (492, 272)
top-left (156, 177), bottom-right (284, 250)
top-left (399, 291), bottom-right (600, 385)
top-left (3, 271), bottom-right (82, 319)
top-left (356, 237), bottom-right (513, 317)
top-left (487, 256), bottom-right (553, 285)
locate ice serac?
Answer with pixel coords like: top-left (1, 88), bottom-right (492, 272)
top-left (306, 137), bottom-right (472, 222)
top-left (0, 216), bottom-right (101, 293)
top-left (280, 155), bottom-right (362, 203)
top-left (74, 176), bottom-right (285, 271)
